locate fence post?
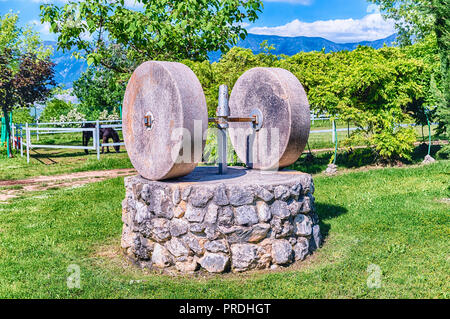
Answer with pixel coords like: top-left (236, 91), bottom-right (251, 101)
top-left (36, 120), bottom-right (39, 141)
top-left (331, 119), bottom-right (336, 144)
top-left (26, 123), bottom-right (30, 163)
top-left (20, 125), bottom-right (23, 157)
top-left (96, 120), bottom-right (100, 160)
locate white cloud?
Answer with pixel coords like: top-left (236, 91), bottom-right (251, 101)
top-left (30, 19), bottom-right (51, 35)
top-left (366, 4), bottom-right (380, 13)
top-left (264, 0), bottom-right (313, 4)
top-left (248, 13), bottom-right (395, 43)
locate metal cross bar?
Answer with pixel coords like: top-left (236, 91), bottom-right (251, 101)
top-left (208, 116), bottom-right (258, 124)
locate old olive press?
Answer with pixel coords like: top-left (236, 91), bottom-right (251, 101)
top-left (120, 61), bottom-right (321, 273)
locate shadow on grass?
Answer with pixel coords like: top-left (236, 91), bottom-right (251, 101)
top-left (315, 202), bottom-right (348, 239)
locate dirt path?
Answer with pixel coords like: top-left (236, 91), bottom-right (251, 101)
top-left (0, 168), bottom-right (136, 202)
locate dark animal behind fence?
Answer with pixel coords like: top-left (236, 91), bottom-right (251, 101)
top-left (81, 123), bottom-right (121, 154)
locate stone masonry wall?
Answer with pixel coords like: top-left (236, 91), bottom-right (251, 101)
top-left (121, 173), bottom-right (321, 273)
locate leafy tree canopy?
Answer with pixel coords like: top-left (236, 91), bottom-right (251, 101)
top-left (186, 44), bottom-right (431, 163)
top-left (40, 0), bottom-right (263, 73)
top-left (40, 98), bottom-right (75, 122)
top-left (0, 13), bottom-right (55, 156)
top-left (369, 0), bottom-right (449, 138)
top-left (72, 64), bottom-right (128, 120)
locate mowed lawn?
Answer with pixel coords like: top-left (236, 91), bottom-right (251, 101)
top-left (0, 161), bottom-right (448, 298)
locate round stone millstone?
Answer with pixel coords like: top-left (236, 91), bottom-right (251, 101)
top-left (121, 167), bottom-right (322, 274)
top-left (122, 61), bottom-right (208, 180)
top-left (228, 67), bottom-right (310, 170)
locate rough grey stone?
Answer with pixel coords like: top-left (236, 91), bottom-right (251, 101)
top-left (204, 203), bottom-right (219, 224)
top-left (324, 163), bottom-right (338, 175)
top-left (189, 188), bottom-right (213, 208)
top-left (234, 205), bottom-right (258, 226)
top-left (248, 223), bottom-right (270, 243)
top-left (150, 218), bottom-right (171, 242)
top-left (205, 240), bottom-right (228, 253)
top-left (228, 186), bottom-right (254, 206)
top-left (172, 187), bottom-right (181, 205)
top-left (199, 253), bottom-right (229, 273)
top-left (288, 237), bottom-right (297, 245)
top-left (144, 185), bottom-right (174, 219)
top-left (121, 225), bottom-right (134, 249)
top-left (175, 257), bottom-right (199, 273)
top-left (151, 243), bottom-right (173, 268)
top-left (422, 154), bottom-right (436, 164)
top-left (290, 182), bottom-right (302, 197)
top-left (185, 205), bottom-right (206, 223)
top-left (217, 206), bottom-right (233, 226)
top-left (299, 195), bottom-right (314, 214)
top-left (181, 233), bottom-right (205, 255)
top-left (213, 184), bottom-right (229, 206)
top-left (310, 224), bottom-right (322, 251)
top-left (135, 236), bottom-right (153, 260)
top-left (169, 218), bottom-right (189, 237)
top-left (309, 212), bottom-right (319, 225)
top-left (274, 185), bottom-right (290, 200)
top-left (173, 201), bottom-right (186, 218)
top-left (270, 200), bottom-right (291, 219)
top-left (294, 237), bottom-right (309, 261)
top-left (218, 225), bottom-right (253, 244)
top-left (287, 200), bottom-right (302, 216)
top-left (256, 201), bottom-right (271, 223)
top-left (205, 224), bottom-right (221, 240)
top-left (271, 239), bottom-right (293, 265)
top-left (293, 214), bottom-right (312, 236)
top-left (135, 201), bottom-right (151, 224)
top-left (189, 222), bottom-right (206, 234)
top-left (270, 217), bottom-right (293, 238)
top-left (231, 244), bottom-right (259, 271)
top-left (138, 220), bottom-right (153, 238)
top-left (255, 186), bottom-right (274, 202)
top-left (181, 186), bottom-right (192, 201)
top-left (165, 237), bottom-right (190, 257)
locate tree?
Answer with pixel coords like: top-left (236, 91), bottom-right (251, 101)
top-left (40, 98), bottom-right (75, 122)
top-left (73, 65), bottom-right (128, 119)
top-left (369, 0), bottom-right (449, 142)
top-left (0, 13), bottom-right (55, 157)
top-left (40, 0), bottom-right (263, 73)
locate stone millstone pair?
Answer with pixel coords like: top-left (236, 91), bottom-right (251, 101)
top-left (122, 61), bottom-right (311, 181)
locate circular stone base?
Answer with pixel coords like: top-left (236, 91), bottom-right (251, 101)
top-left (121, 167), bottom-right (322, 273)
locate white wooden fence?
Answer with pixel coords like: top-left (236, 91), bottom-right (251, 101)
top-left (13, 120), bottom-right (124, 163)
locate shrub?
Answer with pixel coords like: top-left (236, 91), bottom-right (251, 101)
top-left (436, 144), bottom-right (450, 160)
top-left (40, 99), bottom-right (74, 122)
top-left (371, 126), bottom-right (417, 163)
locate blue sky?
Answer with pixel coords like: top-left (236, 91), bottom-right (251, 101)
top-left (0, 0), bottom-right (395, 43)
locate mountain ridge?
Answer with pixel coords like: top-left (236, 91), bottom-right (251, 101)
top-left (47, 33), bottom-right (397, 88)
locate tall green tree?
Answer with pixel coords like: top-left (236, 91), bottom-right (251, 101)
top-left (73, 66), bottom-right (127, 119)
top-left (369, 0), bottom-right (449, 140)
top-left (0, 13), bottom-right (55, 157)
top-left (40, 0), bottom-right (263, 73)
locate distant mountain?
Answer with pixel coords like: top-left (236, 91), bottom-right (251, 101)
top-left (208, 33), bottom-right (397, 61)
top-left (46, 33), bottom-right (397, 87)
top-left (44, 41), bottom-right (87, 89)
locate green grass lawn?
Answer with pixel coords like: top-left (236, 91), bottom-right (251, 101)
top-left (0, 161), bottom-right (448, 298)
